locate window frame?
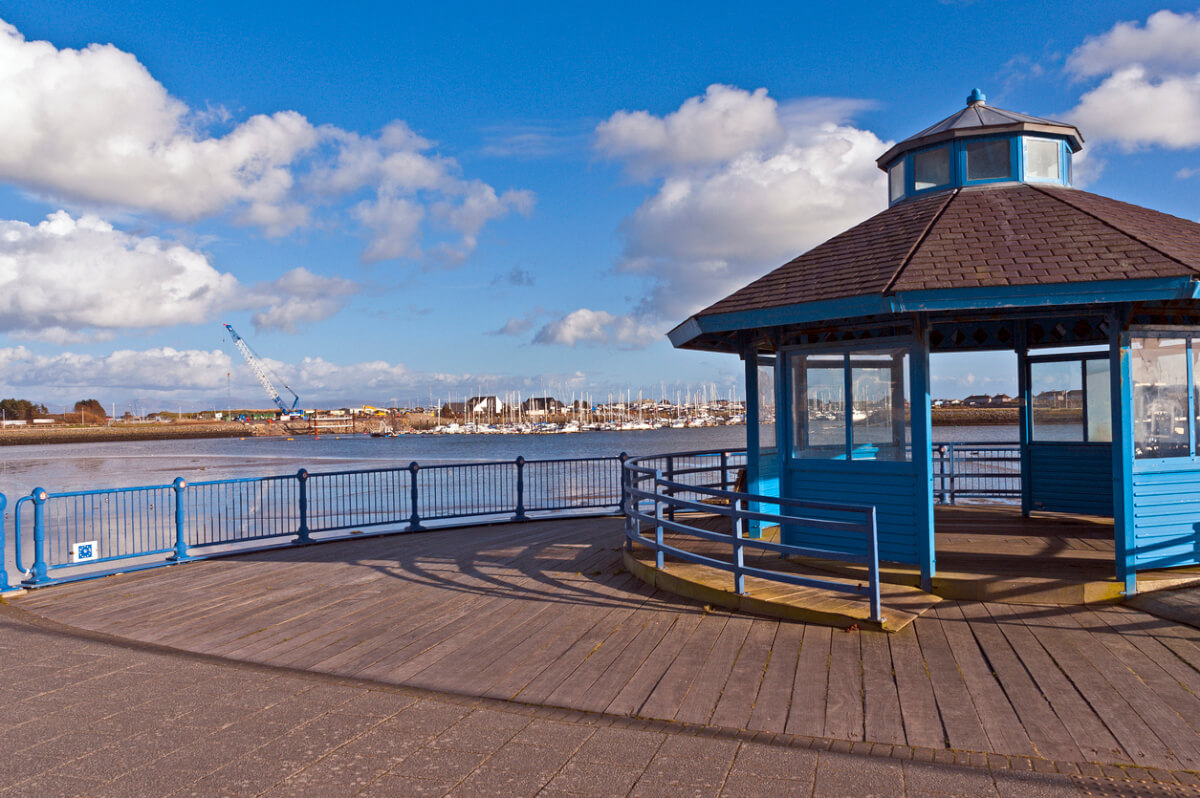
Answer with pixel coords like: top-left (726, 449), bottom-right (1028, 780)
top-left (1026, 351), bottom-right (1110, 444)
top-left (1021, 136), bottom-right (1064, 184)
top-left (784, 338), bottom-right (912, 463)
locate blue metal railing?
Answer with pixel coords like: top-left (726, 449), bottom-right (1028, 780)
top-left (0, 443), bottom-right (1022, 595)
top-left (622, 450), bottom-right (883, 624)
top-left (1, 455), bottom-right (627, 591)
top-left (932, 442), bottom-right (1021, 503)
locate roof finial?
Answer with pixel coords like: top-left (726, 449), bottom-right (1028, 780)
top-left (967, 88), bottom-right (986, 106)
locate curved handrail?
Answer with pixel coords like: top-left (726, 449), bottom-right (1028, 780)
top-left (622, 450), bottom-right (883, 623)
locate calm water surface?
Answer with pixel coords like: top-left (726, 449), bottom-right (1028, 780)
top-left (0, 424), bottom-right (1019, 497)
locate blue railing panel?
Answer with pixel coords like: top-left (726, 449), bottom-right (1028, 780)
top-left (623, 450), bottom-right (884, 623)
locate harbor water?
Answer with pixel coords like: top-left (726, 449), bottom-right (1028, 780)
top-left (0, 424), bottom-right (1020, 498)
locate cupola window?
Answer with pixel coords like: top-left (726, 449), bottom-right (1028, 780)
top-left (1024, 137), bottom-right (1061, 181)
top-left (964, 139), bottom-right (1011, 181)
top-left (913, 146), bottom-right (951, 191)
top-left (888, 160), bottom-right (906, 203)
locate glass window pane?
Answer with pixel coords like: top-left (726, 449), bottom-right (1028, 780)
top-left (850, 349), bottom-right (911, 461)
top-left (1030, 361), bottom-right (1084, 441)
top-left (1024, 138), bottom-right (1060, 181)
top-left (913, 146), bottom-right (950, 191)
top-left (1133, 338), bottom-right (1189, 459)
top-left (888, 160), bottom-right (905, 202)
top-left (965, 139), bottom-right (1011, 181)
top-left (757, 359), bottom-right (776, 456)
top-left (1085, 359), bottom-right (1112, 442)
top-left (792, 355), bottom-right (846, 458)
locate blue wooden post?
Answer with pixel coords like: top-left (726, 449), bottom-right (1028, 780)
top-left (25, 487), bottom-right (49, 586)
top-left (0, 493), bottom-right (9, 592)
top-left (295, 469), bottom-right (311, 544)
top-left (1017, 330), bottom-right (1034, 516)
top-left (1111, 325), bottom-right (1136, 596)
top-left (407, 462), bottom-right (422, 531)
top-left (170, 478), bottom-right (190, 561)
top-left (744, 350), bottom-right (761, 539)
top-left (514, 457), bottom-right (527, 521)
top-left (909, 321), bottom-right (936, 592)
top-left (732, 498), bottom-right (745, 594)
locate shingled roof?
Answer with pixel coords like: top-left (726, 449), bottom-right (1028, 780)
top-left (697, 183), bottom-right (1200, 319)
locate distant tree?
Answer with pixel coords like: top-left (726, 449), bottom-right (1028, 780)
top-left (73, 399), bottom-right (107, 418)
top-left (0, 398), bottom-right (47, 420)
top-left (72, 398), bottom-right (108, 424)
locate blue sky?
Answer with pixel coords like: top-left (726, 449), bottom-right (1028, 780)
top-left (0, 1), bottom-right (1198, 412)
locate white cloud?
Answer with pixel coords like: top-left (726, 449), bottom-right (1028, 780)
top-left (0, 211), bottom-right (239, 339)
top-left (1066, 11), bottom-right (1200, 149)
top-left (533, 309), bottom-right (660, 348)
top-left (596, 84), bottom-right (784, 179)
top-left (0, 345), bottom-right (232, 391)
top-left (319, 125), bottom-right (535, 264)
top-left (0, 18), bottom-right (531, 262)
top-left (0, 20), bottom-right (318, 228)
top-left (537, 86), bottom-right (888, 349)
top-left (1071, 67), bottom-right (1200, 149)
top-left (249, 267), bottom-right (360, 334)
top-left (1068, 10), bottom-right (1200, 77)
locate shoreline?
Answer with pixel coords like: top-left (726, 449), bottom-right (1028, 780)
top-left (0, 407), bottom-right (1028, 447)
top-left (0, 421), bottom-right (251, 447)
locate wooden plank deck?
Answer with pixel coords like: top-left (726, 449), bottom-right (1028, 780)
top-left (13, 516), bottom-right (1200, 770)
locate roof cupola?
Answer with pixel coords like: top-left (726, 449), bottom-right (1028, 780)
top-left (878, 90), bottom-right (1083, 205)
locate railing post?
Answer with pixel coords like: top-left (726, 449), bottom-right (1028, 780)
top-left (653, 469), bottom-right (665, 570)
top-left (170, 478), bottom-right (190, 561)
top-left (24, 487), bottom-right (49, 586)
top-left (947, 442), bottom-right (957, 505)
top-left (665, 456), bottom-right (675, 522)
top-left (514, 457), bottom-right (527, 521)
top-left (619, 453), bottom-right (632, 552)
top-left (407, 462), bottom-right (422, 531)
top-left (618, 452), bottom-right (628, 515)
top-left (295, 469), bottom-right (311, 544)
top-left (720, 450), bottom-right (729, 491)
top-left (935, 445), bottom-right (946, 504)
top-left (732, 497), bottom-right (745, 595)
top-left (0, 493), bottom-right (9, 592)
top-left (867, 506), bottom-right (882, 624)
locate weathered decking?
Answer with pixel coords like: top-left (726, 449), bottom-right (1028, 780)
top-left (14, 516), bottom-right (1200, 772)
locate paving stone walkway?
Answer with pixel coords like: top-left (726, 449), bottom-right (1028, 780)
top-left (3, 607), bottom-right (1199, 797)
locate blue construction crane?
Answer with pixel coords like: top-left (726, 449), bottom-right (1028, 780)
top-left (222, 323), bottom-right (300, 414)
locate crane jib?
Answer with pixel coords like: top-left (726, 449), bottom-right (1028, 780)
top-left (221, 323), bottom-right (300, 414)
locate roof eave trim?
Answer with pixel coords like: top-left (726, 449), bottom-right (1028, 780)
top-left (667, 316), bottom-right (704, 348)
top-left (678, 276), bottom-right (1200, 343)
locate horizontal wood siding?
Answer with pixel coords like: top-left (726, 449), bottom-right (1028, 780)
top-left (782, 463), bottom-right (920, 565)
top-left (1131, 468), bottom-right (1200, 569)
top-left (1029, 443), bottom-right (1113, 516)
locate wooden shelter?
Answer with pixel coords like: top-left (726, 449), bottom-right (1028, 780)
top-left (669, 89), bottom-right (1200, 596)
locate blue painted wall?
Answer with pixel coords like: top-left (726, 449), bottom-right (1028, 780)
top-left (781, 461), bottom-right (921, 565)
top-left (1131, 466), bottom-right (1200, 570)
top-left (1028, 443), bottom-right (1113, 516)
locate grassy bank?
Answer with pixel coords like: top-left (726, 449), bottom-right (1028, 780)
top-left (0, 421), bottom-right (251, 446)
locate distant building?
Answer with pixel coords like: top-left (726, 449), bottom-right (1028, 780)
top-left (521, 397), bottom-right (564, 417)
top-left (466, 396), bottom-right (504, 415)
